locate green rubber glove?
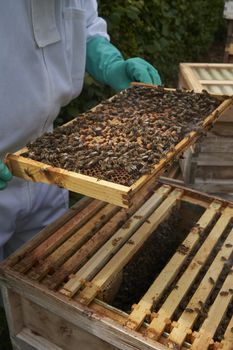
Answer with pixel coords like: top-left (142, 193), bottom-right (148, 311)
top-left (86, 36), bottom-right (161, 91)
top-left (0, 160), bottom-right (12, 190)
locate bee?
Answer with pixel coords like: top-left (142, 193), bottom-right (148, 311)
top-left (194, 308), bottom-right (201, 314)
top-left (134, 215), bottom-right (143, 219)
top-left (198, 300), bottom-right (204, 307)
top-left (105, 170), bottom-right (115, 176)
top-left (127, 239), bottom-right (134, 245)
top-left (225, 243), bottom-right (232, 248)
top-left (185, 308), bottom-right (194, 313)
top-left (208, 277), bottom-right (215, 285)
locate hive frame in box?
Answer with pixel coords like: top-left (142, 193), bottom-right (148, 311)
top-left (0, 182), bottom-right (232, 350)
top-left (5, 83), bottom-right (233, 208)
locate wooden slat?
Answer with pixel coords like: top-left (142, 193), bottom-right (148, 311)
top-left (0, 197), bottom-right (92, 269)
top-left (76, 189), bottom-right (183, 306)
top-left (1, 287), bottom-right (24, 336)
top-left (221, 68), bottom-right (233, 80)
top-left (207, 83), bottom-right (229, 94)
top-left (146, 206), bottom-right (233, 340)
top-left (220, 316), bottom-right (233, 350)
top-left (220, 85), bottom-right (233, 95)
top-left (194, 179), bottom-right (233, 190)
top-left (197, 68), bottom-right (214, 81)
top-left (158, 178), bottom-right (228, 207)
top-left (209, 121), bottom-right (233, 136)
top-left (181, 63), bottom-right (233, 68)
top-left (6, 153), bottom-right (131, 208)
top-left (168, 226), bottom-right (233, 348)
top-left (195, 166), bottom-right (233, 180)
top-left (17, 328), bottom-right (63, 350)
top-left (196, 152), bottom-right (233, 165)
top-left (2, 182), bottom-right (233, 350)
top-left (125, 201), bottom-right (222, 331)
top-left (181, 194), bottom-right (210, 208)
top-left (28, 204), bottom-right (120, 281)
top-left (179, 63), bottom-right (233, 96)
top-left (191, 274), bottom-right (233, 350)
top-left (13, 200), bottom-right (106, 274)
top-left (179, 65), bottom-right (203, 91)
top-left (59, 185), bottom-right (171, 298)
top-left (46, 184), bottom-right (170, 290)
top-left (0, 272), bottom-right (170, 350)
top-left (21, 297), bottom-right (116, 350)
top-left (200, 137), bottom-right (233, 153)
top-left (208, 68), bottom-right (227, 80)
top-left (200, 80), bottom-right (233, 85)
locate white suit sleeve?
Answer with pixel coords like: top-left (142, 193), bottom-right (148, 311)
top-left (84, 0), bottom-right (110, 41)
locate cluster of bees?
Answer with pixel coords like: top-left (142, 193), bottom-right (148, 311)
top-left (24, 86), bottom-right (221, 186)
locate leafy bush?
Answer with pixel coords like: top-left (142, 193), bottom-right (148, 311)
top-left (100, 0), bottom-right (225, 83)
top-left (57, 0), bottom-right (225, 123)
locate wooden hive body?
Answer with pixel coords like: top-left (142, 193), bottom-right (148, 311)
top-left (0, 182), bottom-right (232, 350)
top-left (179, 63), bottom-right (233, 193)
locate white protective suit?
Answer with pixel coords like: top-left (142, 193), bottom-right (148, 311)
top-left (0, 0), bottom-right (109, 260)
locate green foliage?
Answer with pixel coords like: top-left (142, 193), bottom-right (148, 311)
top-left (99, 0), bottom-right (225, 84)
top-left (57, 0), bottom-right (226, 123)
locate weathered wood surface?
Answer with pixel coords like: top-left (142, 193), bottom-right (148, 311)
top-left (60, 185), bottom-right (171, 298)
top-left (0, 184), bottom-right (232, 350)
top-left (179, 62), bottom-right (233, 95)
top-left (1, 272), bottom-right (168, 350)
top-left (125, 201), bottom-right (222, 331)
top-left (45, 184), bottom-right (171, 291)
top-left (76, 189), bottom-right (183, 306)
top-left (168, 226), bottom-right (233, 348)
top-left (13, 199), bottom-right (106, 274)
top-left (146, 206), bottom-right (233, 340)
top-left (191, 273), bottom-right (233, 350)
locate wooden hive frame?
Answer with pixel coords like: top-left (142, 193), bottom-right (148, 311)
top-left (0, 181), bottom-right (232, 350)
top-left (179, 63), bottom-right (233, 95)
top-left (5, 84), bottom-right (233, 208)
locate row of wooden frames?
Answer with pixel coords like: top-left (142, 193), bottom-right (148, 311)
top-left (1, 178), bottom-right (233, 350)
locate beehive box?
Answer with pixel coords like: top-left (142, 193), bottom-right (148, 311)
top-left (179, 63), bottom-right (233, 95)
top-left (179, 63), bottom-right (233, 193)
top-left (5, 84), bottom-right (233, 207)
top-left (0, 181), bottom-right (232, 350)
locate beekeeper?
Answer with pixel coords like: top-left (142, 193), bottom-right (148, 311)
top-left (0, 0), bottom-right (161, 260)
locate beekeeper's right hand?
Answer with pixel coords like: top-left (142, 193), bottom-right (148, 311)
top-left (0, 160), bottom-right (12, 190)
